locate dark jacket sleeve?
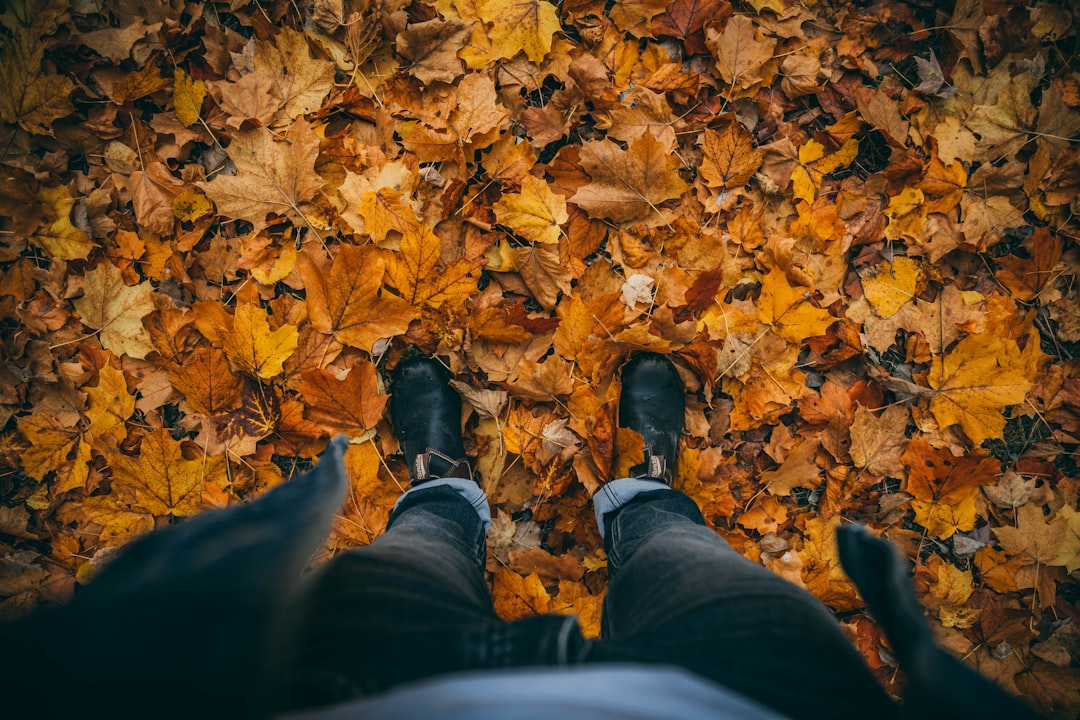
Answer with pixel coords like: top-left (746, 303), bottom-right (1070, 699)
top-left (0, 436), bottom-right (348, 719)
top-left (837, 524), bottom-right (1040, 720)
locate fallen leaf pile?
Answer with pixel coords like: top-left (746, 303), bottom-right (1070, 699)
top-left (1, 0), bottom-right (1079, 713)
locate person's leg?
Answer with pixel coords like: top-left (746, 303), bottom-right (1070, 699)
top-left (288, 476), bottom-right (585, 707)
top-left (592, 483), bottom-right (897, 720)
top-left (591, 353), bottom-right (896, 719)
top-left (284, 357), bottom-right (586, 709)
top-left (286, 481), bottom-right (487, 700)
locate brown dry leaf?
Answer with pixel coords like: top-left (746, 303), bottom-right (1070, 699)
top-left (396, 18), bottom-right (469, 85)
top-left (983, 470), bottom-right (1036, 510)
top-left (254, 27), bottom-right (335, 121)
top-left (651, 0), bottom-right (731, 55)
top-left (993, 503), bottom-right (1069, 568)
top-left (299, 244), bottom-right (417, 353)
top-left (571, 133), bottom-right (688, 225)
top-left (706, 14), bottom-right (776, 93)
top-left (198, 120), bottom-right (325, 233)
top-left (512, 243), bottom-right (576, 310)
top-left (130, 162), bottom-right (184, 235)
top-left (0, 34), bottom-right (74, 135)
top-left (849, 405), bottom-right (909, 479)
top-left (610, 0), bottom-right (671, 38)
top-left (299, 362), bottom-right (389, 436)
top-left (400, 72), bottom-right (509, 164)
top-left (73, 262), bottom-right (156, 360)
top-left (902, 440), bottom-right (996, 539)
top-left (1050, 505), bottom-right (1080, 573)
top-left (168, 347), bottom-right (243, 416)
top-left (761, 437), bottom-right (820, 496)
top-left (738, 495), bottom-right (789, 534)
top-left (699, 123), bottom-right (763, 190)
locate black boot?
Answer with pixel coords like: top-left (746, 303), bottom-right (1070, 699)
top-left (389, 356), bottom-right (472, 484)
top-left (618, 353), bottom-right (685, 484)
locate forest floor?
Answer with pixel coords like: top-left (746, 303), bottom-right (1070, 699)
top-left (1, 0), bottom-right (1079, 715)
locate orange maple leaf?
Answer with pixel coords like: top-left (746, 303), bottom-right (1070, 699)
top-left (299, 244), bottom-right (418, 353)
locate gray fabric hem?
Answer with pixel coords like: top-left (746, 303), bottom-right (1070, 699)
top-left (592, 478), bottom-right (673, 539)
top-left (395, 478), bottom-right (491, 533)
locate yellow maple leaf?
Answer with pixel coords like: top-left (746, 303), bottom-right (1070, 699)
top-left (356, 187), bottom-right (421, 245)
top-left (799, 514), bottom-right (860, 611)
top-left (554, 579), bottom-right (603, 638)
top-left (728, 350), bottom-right (808, 431)
top-left (860, 256), bottom-right (924, 319)
top-left (790, 138), bottom-right (859, 204)
top-left (920, 554), bottom-right (974, 628)
top-left (492, 567), bottom-right (551, 620)
top-left (16, 413), bottom-right (81, 482)
top-left (78, 495), bottom-right (154, 548)
top-left (329, 442), bottom-right (402, 546)
top-left (110, 428), bottom-right (226, 517)
top-left (84, 364), bottom-right (135, 446)
top-left (927, 333), bottom-right (1034, 444)
top-left (552, 292), bottom-right (625, 382)
top-left (173, 67), bottom-right (206, 127)
top-left (884, 186), bottom-right (928, 243)
top-left (494, 174), bottom-right (568, 244)
top-left (912, 494), bottom-right (978, 540)
top-left (756, 267), bottom-right (834, 342)
top-left (30, 184), bottom-right (94, 261)
top-left (476, 0), bottom-right (560, 64)
top-left (219, 302), bottom-right (299, 379)
top-left (73, 262), bottom-right (156, 359)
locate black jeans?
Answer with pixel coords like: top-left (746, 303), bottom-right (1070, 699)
top-left (288, 485), bottom-right (897, 719)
